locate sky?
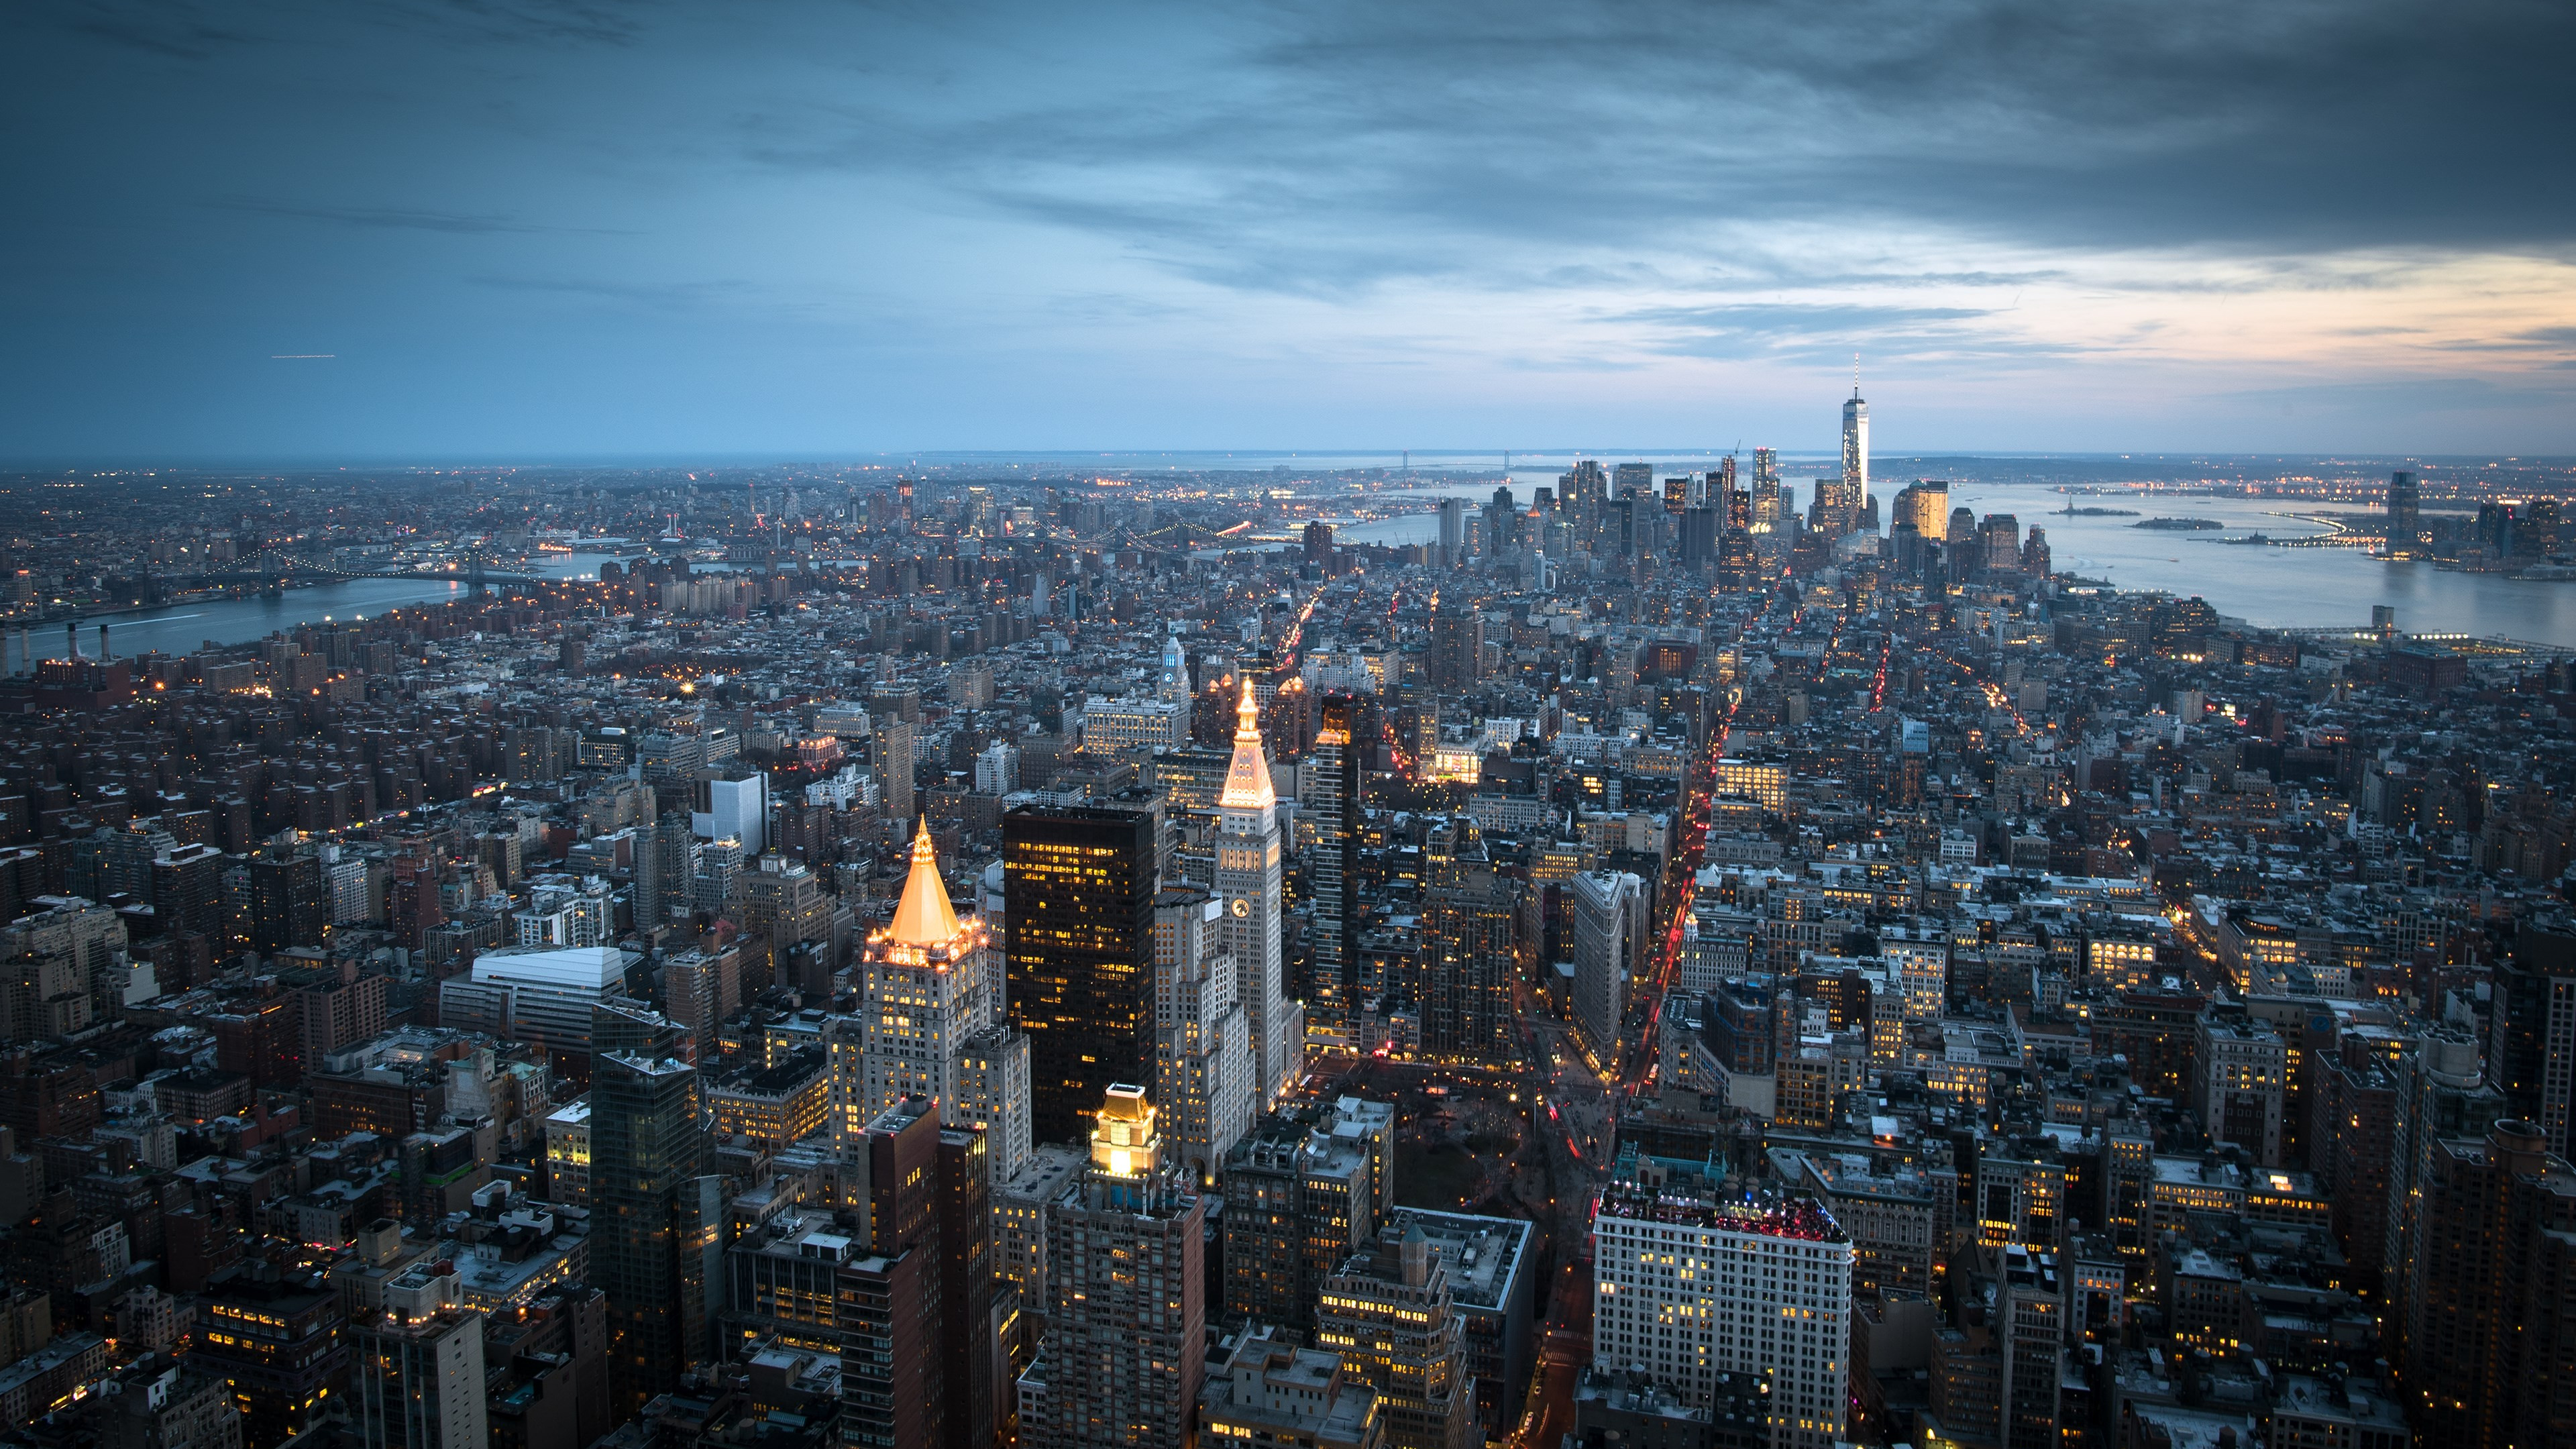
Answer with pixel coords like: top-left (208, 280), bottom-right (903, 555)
top-left (5, 0), bottom-right (2574, 462)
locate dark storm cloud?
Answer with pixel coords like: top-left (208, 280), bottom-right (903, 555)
top-left (209, 199), bottom-right (604, 235)
top-left (3, 0), bottom-right (2571, 457)
top-left (37, 0), bottom-right (647, 54)
top-left (45, 0), bottom-right (269, 58)
top-left (36, 0), bottom-right (2575, 300)
top-left (739, 0), bottom-right (2576, 294)
top-left (419, 0), bottom-right (649, 48)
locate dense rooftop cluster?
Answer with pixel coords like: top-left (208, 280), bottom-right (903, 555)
top-left (0, 449), bottom-right (2567, 1449)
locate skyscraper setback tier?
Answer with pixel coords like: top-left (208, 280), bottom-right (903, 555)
top-left (1004, 802), bottom-right (1158, 1142)
top-left (1222, 1104), bottom-right (1379, 1333)
top-left (1316, 1224), bottom-right (1479, 1449)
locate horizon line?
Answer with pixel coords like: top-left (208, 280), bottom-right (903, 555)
top-left (1, 447), bottom-right (2555, 474)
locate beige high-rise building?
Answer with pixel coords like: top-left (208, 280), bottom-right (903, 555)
top-left (855, 820), bottom-right (1032, 1180)
top-left (1152, 888), bottom-right (1254, 1185)
top-left (1894, 480), bottom-right (1951, 539)
top-left (1216, 681), bottom-right (1299, 1107)
top-left (1017, 1085), bottom-right (1208, 1449)
top-left (354, 1264), bottom-right (488, 1449)
top-left (1316, 1225), bottom-right (1478, 1449)
top-left (1078, 694), bottom-right (1189, 755)
top-left (874, 718), bottom-right (916, 823)
top-left (737, 858), bottom-right (832, 952)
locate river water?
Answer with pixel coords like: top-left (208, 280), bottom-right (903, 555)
top-left (1336, 474), bottom-right (2576, 648)
top-left (42, 553), bottom-right (618, 663)
top-left (58, 467), bottom-right (2576, 657)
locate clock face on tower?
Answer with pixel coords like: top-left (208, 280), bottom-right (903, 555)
top-left (1230, 898), bottom-right (1251, 918)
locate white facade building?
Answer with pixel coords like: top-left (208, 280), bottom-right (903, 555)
top-left (1842, 384), bottom-right (1870, 520)
top-left (974, 741), bottom-right (1020, 795)
top-left (1078, 694), bottom-right (1189, 754)
top-left (517, 875), bottom-right (613, 949)
top-left (1152, 888), bottom-right (1254, 1184)
top-left (1215, 681), bottom-right (1299, 1108)
top-left (357, 1311), bottom-right (486, 1449)
top-left (328, 856), bottom-right (372, 926)
top-left (1884, 939), bottom-right (1948, 1021)
top-left (436, 945), bottom-right (637, 1055)
top-left (692, 771), bottom-right (769, 857)
top-left (1593, 1184), bottom-right (1856, 1449)
top-left (805, 763), bottom-right (878, 810)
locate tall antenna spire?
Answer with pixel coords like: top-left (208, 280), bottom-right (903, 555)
top-left (1853, 352), bottom-right (1861, 399)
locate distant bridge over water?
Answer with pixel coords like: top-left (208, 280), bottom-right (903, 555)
top-left (187, 544), bottom-right (544, 588)
top-left (2275, 625), bottom-right (2576, 657)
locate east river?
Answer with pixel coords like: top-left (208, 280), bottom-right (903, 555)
top-left (1340, 472), bottom-right (2576, 649)
top-left (35, 553), bottom-right (617, 662)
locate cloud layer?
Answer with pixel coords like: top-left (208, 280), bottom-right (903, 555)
top-left (2, 0), bottom-right (2571, 458)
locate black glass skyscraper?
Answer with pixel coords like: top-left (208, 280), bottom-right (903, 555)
top-left (1423, 851), bottom-right (1518, 1061)
top-left (590, 1002), bottom-right (706, 1416)
top-left (2386, 469), bottom-right (2423, 553)
top-left (1003, 803), bottom-right (1157, 1142)
top-left (247, 851), bottom-right (329, 952)
top-left (1309, 692), bottom-right (1364, 1028)
top-left (1678, 506), bottom-right (1719, 570)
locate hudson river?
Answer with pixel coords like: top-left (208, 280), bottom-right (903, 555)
top-left (1342, 475), bottom-right (2576, 649)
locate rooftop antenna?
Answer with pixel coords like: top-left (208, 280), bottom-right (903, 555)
top-left (1854, 352), bottom-right (1862, 399)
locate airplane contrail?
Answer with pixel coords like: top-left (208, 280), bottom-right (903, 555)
top-left (270, 354), bottom-right (335, 359)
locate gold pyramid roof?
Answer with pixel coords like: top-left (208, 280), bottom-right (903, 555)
top-left (888, 817), bottom-right (963, 947)
top-left (1218, 678), bottom-right (1276, 811)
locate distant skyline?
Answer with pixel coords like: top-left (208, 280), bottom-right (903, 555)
top-left (6, 1), bottom-right (2573, 462)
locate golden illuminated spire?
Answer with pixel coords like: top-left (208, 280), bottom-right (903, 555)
top-left (887, 816), bottom-right (961, 947)
top-left (1219, 678), bottom-right (1275, 812)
